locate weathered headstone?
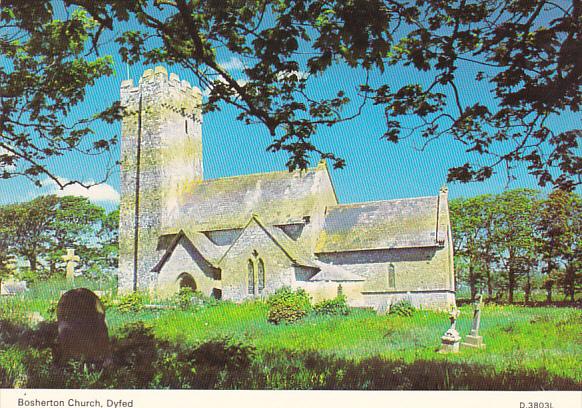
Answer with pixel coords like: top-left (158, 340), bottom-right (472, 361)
top-left (0, 280), bottom-right (28, 296)
top-left (56, 288), bottom-right (111, 365)
top-left (439, 307), bottom-right (461, 353)
top-left (62, 248), bottom-right (80, 282)
top-left (462, 294), bottom-right (486, 349)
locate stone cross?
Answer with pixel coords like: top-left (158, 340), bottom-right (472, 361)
top-left (448, 307), bottom-right (460, 330)
top-left (439, 307), bottom-right (461, 353)
top-left (62, 248), bottom-right (80, 282)
top-left (462, 294), bottom-right (486, 349)
top-left (469, 294), bottom-right (483, 336)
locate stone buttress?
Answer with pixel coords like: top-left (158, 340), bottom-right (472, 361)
top-left (118, 66), bottom-right (202, 292)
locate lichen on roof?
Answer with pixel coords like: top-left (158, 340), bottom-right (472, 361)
top-left (315, 196), bottom-right (441, 253)
top-left (173, 165), bottom-right (333, 231)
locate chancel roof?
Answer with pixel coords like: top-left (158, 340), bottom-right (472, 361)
top-left (315, 196), bottom-right (442, 253)
top-left (175, 164), bottom-right (334, 231)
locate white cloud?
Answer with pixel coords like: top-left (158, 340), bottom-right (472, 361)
top-left (202, 77), bottom-right (248, 99)
top-left (0, 146), bottom-right (17, 171)
top-left (276, 70), bottom-right (308, 82)
top-left (41, 177), bottom-right (120, 204)
top-left (218, 57), bottom-right (245, 71)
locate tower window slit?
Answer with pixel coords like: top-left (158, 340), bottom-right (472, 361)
top-left (388, 264), bottom-right (395, 289)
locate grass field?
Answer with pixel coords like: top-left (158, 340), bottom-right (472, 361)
top-left (1, 279), bottom-right (581, 389)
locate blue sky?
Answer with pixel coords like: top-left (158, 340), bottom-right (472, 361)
top-left (1, 6), bottom-right (578, 212)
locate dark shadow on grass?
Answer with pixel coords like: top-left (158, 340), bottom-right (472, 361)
top-left (0, 319), bottom-right (579, 390)
top-left (456, 298), bottom-right (581, 308)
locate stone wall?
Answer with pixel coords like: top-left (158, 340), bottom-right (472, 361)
top-left (316, 243), bottom-right (455, 311)
top-left (293, 161), bottom-right (338, 253)
top-left (296, 280), bottom-right (365, 306)
top-left (317, 247), bottom-right (452, 292)
top-left (219, 218), bottom-right (296, 301)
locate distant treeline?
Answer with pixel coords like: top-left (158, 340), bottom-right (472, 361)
top-left (0, 195), bottom-right (118, 283)
top-left (450, 189), bottom-right (581, 303)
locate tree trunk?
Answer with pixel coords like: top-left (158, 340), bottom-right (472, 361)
top-left (469, 263), bottom-right (477, 301)
top-left (524, 273), bottom-right (531, 304)
top-left (545, 281), bottom-right (553, 303)
top-left (508, 268), bottom-right (515, 304)
top-left (545, 258), bottom-right (554, 303)
top-left (565, 265), bottom-right (575, 303)
top-left (27, 254), bottom-right (37, 272)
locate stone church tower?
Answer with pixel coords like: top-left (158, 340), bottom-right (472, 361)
top-left (118, 67), bottom-right (202, 292)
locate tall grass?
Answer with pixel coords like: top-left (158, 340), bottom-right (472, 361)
top-left (1, 279), bottom-right (581, 388)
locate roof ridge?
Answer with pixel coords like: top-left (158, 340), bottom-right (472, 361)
top-left (201, 166), bottom-right (321, 184)
top-left (329, 195), bottom-right (438, 208)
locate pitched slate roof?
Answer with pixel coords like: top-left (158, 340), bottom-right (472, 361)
top-left (315, 196), bottom-right (441, 253)
top-left (152, 230), bottom-right (224, 272)
top-left (175, 163), bottom-right (335, 231)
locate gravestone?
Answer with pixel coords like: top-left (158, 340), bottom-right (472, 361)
top-left (0, 280), bottom-right (28, 296)
top-left (62, 248), bottom-right (80, 282)
top-left (56, 288), bottom-right (111, 365)
top-left (439, 307), bottom-right (461, 353)
top-left (462, 294), bottom-right (486, 349)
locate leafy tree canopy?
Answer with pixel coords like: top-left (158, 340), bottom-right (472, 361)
top-left (1, 0), bottom-right (580, 189)
top-left (451, 188), bottom-right (581, 302)
top-left (0, 1), bottom-right (120, 188)
top-left (0, 195), bottom-right (117, 281)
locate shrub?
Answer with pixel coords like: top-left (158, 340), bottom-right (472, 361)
top-left (109, 322), bottom-right (165, 388)
top-left (98, 292), bottom-right (116, 310)
top-left (313, 294), bottom-right (350, 316)
top-left (170, 288), bottom-right (217, 310)
top-left (267, 287), bottom-right (312, 324)
top-left (389, 300), bottom-right (415, 317)
top-left (46, 300), bottom-right (58, 319)
top-left (172, 287), bottom-right (196, 310)
top-left (116, 291), bottom-right (148, 313)
top-left (189, 337), bottom-right (255, 369)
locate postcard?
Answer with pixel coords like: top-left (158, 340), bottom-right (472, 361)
top-left (0, 1), bottom-right (580, 406)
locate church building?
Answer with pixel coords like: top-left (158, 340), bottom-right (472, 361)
top-left (118, 67), bottom-right (456, 311)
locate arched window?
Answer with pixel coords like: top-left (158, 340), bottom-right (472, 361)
top-left (388, 264), bottom-right (395, 289)
top-left (247, 259), bottom-right (255, 295)
top-left (257, 259), bottom-right (265, 293)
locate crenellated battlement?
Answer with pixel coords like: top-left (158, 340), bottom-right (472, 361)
top-left (120, 66), bottom-right (202, 119)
